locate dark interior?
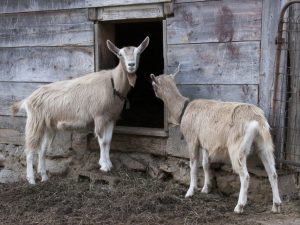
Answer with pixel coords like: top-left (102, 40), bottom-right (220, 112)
top-left (108, 21), bottom-right (164, 128)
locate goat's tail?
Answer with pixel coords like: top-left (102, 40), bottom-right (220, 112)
top-left (11, 100), bottom-right (25, 117)
top-left (231, 120), bottom-right (260, 173)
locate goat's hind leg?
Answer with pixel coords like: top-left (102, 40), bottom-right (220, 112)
top-left (257, 141), bottom-right (282, 213)
top-left (234, 155), bottom-right (250, 214)
top-left (25, 121), bottom-right (44, 185)
top-left (201, 149), bottom-right (212, 194)
top-left (38, 131), bottom-right (54, 182)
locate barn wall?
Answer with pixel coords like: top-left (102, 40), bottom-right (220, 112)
top-left (0, 0), bottom-right (286, 183)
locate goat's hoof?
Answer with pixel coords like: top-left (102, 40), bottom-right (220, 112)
top-left (41, 176), bottom-right (48, 182)
top-left (185, 189), bottom-right (195, 198)
top-left (201, 186), bottom-right (210, 194)
top-left (272, 202), bottom-right (281, 213)
top-left (234, 204), bottom-right (244, 214)
top-left (27, 177), bottom-right (36, 185)
top-left (100, 164), bottom-right (111, 172)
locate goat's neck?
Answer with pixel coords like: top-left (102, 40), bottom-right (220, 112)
top-left (112, 62), bottom-right (132, 97)
top-left (164, 90), bottom-right (189, 125)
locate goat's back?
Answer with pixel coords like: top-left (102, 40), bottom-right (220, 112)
top-left (25, 70), bottom-right (124, 129)
top-left (180, 99), bottom-right (269, 159)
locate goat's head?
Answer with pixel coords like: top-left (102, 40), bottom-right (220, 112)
top-left (150, 64), bottom-right (181, 100)
top-left (106, 37), bottom-right (150, 87)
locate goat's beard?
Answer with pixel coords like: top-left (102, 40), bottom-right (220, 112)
top-left (127, 74), bottom-right (137, 87)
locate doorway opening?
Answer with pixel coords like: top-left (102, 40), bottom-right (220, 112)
top-left (99, 21), bottom-right (164, 129)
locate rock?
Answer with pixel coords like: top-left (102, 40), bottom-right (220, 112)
top-left (0, 169), bottom-right (23, 183)
top-left (216, 174), bottom-right (239, 195)
top-left (46, 157), bottom-right (72, 176)
top-left (0, 153), bottom-right (5, 167)
top-left (46, 132), bottom-right (72, 157)
top-left (119, 154), bottom-right (146, 171)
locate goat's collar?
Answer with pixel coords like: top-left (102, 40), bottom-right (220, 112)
top-left (179, 99), bottom-right (190, 123)
top-left (111, 77), bottom-right (127, 101)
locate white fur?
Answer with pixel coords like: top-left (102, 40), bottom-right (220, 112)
top-left (151, 73), bottom-right (282, 213)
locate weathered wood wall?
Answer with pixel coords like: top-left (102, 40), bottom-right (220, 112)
top-left (0, 0), bottom-right (283, 162)
top-left (167, 0), bottom-right (261, 105)
top-left (165, 0), bottom-right (264, 158)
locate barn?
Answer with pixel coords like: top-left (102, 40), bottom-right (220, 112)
top-left (0, 0), bottom-right (299, 201)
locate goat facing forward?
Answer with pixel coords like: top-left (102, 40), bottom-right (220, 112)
top-left (11, 37), bottom-right (149, 185)
top-left (150, 66), bottom-right (281, 214)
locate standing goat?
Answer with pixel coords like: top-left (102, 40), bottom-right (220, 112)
top-left (150, 66), bottom-right (281, 213)
top-left (11, 37), bottom-right (149, 184)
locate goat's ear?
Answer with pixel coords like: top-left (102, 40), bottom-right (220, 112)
top-left (150, 74), bottom-right (157, 84)
top-left (137, 36), bottom-right (150, 53)
top-left (170, 64), bottom-right (181, 80)
top-left (107, 40), bottom-right (120, 57)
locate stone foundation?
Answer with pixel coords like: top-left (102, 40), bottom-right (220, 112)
top-left (0, 143), bottom-right (299, 202)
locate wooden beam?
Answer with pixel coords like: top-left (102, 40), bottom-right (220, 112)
top-left (259, 0), bottom-right (281, 120)
top-left (96, 4), bottom-right (165, 21)
top-left (0, 0), bottom-right (171, 14)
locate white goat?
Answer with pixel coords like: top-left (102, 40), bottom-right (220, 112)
top-left (11, 37), bottom-right (150, 184)
top-left (150, 66), bottom-right (282, 214)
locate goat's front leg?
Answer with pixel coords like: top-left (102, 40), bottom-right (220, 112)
top-left (95, 118), bottom-right (114, 172)
top-left (185, 143), bottom-right (199, 198)
top-left (201, 149), bottom-right (212, 194)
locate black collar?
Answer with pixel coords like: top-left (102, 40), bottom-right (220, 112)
top-left (179, 100), bottom-right (190, 123)
top-left (111, 78), bottom-right (127, 101)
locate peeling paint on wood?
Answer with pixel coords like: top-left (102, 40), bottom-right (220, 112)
top-left (167, 0), bottom-right (262, 44)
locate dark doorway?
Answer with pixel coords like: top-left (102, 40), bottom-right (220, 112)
top-left (99, 21), bottom-right (164, 128)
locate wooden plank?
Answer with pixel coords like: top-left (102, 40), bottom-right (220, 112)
top-left (167, 42), bottom-right (260, 85)
top-left (0, 9), bottom-right (93, 47)
top-left (167, 0), bottom-right (262, 44)
top-left (0, 0), bottom-right (171, 14)
top-left (0, 46), bottom-right (94, 83)
top-left (0, 82), bottom-right (44, 116)
top-left (259, 0), bottom-right (281, 120)
top-left (114, 126), bottom-right (168, 137)
top-left (178, 84), bottom-right (258, 105)
top-left (175, 0), bottom-right (220, 3)
top-left (0, 116), bottom-right (72, 156)
top-left (0, 115), bottom-right (25, 145)
top-left (97, 4), bottom-right (164, 21)
top-left (88, 133), bottom-right (167, 156)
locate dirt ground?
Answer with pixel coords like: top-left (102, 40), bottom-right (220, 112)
top-left (0, 169), bottom-right (299, 225)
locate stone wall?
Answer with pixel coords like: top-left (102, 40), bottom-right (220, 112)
top-left (0, 141), bottom-right (298, 202)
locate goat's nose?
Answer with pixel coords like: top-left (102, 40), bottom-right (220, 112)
top-left (128, 63), bottom-right (135, 67)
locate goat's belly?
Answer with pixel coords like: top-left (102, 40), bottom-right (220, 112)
top-left (206, 144), bottom-right (230, 163)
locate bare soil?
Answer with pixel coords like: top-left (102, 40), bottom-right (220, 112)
top-left (0, 169), bottom-right (299, 225)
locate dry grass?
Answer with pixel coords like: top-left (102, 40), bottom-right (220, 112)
top-left (0, 168), bottom-right (299, 225)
